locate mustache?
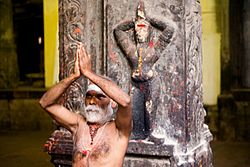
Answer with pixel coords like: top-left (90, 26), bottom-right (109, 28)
top-left (85, 105), bottom-right (103, 113)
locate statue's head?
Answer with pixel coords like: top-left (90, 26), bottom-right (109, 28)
top-left (83, 83), bottom-right (115, 124)
top-left (135, 1), bottom-right (150, 43)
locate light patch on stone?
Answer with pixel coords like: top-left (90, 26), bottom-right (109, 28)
top-left (146, 100), bottom-right (152, 113)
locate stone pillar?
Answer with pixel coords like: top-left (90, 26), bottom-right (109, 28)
top-left (107, 0), bottom-right (213, 166)
top-left (243, 0), bottom-right (250, 88)
top-left (46, 0), bottom-right (213, 166)
top-left (0, 0), bottom-right (19, 88)
top-left (218, 0), bottom-right (250, 141)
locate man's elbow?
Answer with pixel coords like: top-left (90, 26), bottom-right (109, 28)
top-left (122, 96), bottom-right (131, 108)
top-left (39, 98), bottom-right (48, 109)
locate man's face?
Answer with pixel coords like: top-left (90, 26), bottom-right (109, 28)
top-left (135, 19), bottom-right (150, 43)
top-left (83, 85), bottom-right (113, 124)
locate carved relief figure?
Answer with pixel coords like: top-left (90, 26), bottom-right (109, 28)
top-left (114, 1), bottom-right (174, 143)
top-left (40, 44), bottom-right (132, 167)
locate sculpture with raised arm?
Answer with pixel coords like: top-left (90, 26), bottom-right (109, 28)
top-left (114, 1), bottom-right (174, 143)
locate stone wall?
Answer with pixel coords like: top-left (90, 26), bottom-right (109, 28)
top-left (0, 90), bottom-right (55, 131)
top-left (0, 0), bottom-right (19, 88)
top-left (218, 91), bottom-right (250, 141)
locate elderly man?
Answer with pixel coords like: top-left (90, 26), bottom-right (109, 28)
top-left (39, 44), bottom-right (132, 167)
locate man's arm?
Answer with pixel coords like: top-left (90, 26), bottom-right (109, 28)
top-left (78, 45), bottom-right (132, 137)
top-left (39, 53), bottom-right (81, 133)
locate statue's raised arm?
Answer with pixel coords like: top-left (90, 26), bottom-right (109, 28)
top-left (114, 20), bottom-right (136, 62)
top-left (147, 16), bottom-right (175, 53)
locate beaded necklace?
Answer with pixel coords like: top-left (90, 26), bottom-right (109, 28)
top-left (81, 121), bottom-right (109, 156)
top-left (88, 123), bottom-right (101, 145)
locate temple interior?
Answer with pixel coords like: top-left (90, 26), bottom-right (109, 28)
top-left (0, 0), bottom-right (249, 166)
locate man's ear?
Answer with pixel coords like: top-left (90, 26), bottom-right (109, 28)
top-left (110, 100), bottom-right (117, 109)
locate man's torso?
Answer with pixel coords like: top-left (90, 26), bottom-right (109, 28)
top-left (72, 116), bottom-right (129, 167)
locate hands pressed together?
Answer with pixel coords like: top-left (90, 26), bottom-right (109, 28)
top-left (72, 43), bottom-right (92, 79)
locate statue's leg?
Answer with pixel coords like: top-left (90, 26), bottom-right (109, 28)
top-left (148, 76), bottom-right (161, 133)
top-left (143, 81), bottom-right (151, 137)
top-left (145, 76), bottom-right (164, 144)
top-left (131, 82), bottom-right (147, 140)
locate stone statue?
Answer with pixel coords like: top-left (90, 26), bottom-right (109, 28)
top-left (114, 1), bottom-right (174, 143)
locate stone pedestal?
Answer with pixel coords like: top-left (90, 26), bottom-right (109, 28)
top-left (124, 142), bottom-right (173, 167)
top-left (45, 0), bottom-right (213, 166)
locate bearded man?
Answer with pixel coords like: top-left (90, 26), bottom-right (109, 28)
top-left (39, 44), bottom-right (132, 167)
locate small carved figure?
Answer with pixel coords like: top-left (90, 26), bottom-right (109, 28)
top-left (114, 1), bottom-right (174, 143)
top-left (40, 44), bottom-right (132, 167)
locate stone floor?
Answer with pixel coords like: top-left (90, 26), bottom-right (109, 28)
top-left (0, 130), bottom-right (249, 167)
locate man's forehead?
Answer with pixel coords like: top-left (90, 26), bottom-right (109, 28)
top-left (86, 84), bottom-right (105, 95)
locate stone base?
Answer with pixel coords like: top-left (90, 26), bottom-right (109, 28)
top-left (124, 143), bottom-right (213, 167)
top-left (124, 156), bottom-right (171, 167)
top-left (173, 142), bottom-right (213, 167)
top-left (124, 129), bottom-right (213, 167)
top-left (124, 141), bottom-right (173, 167)
top-left (44, 130), bottom-right (73, 167)
top-left (127, 141), bottom-right (174, 156)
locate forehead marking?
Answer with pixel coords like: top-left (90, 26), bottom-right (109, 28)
top-left (137, 23), bottom-right (146, 27)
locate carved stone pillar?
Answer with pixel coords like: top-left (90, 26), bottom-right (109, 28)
top-left (0, 0), bottom-right (19, 88)
top-left (45, 0), bottom-right (213, 166)
top-left (107, 0), bottom-right (213, 166)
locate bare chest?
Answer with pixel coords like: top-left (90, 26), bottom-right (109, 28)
top-left (73, 140), bottom-right (111, 161)
top-left (73, 136), bottom-right (125, 167)
top-left (72, 123), bottom-right (124, 166)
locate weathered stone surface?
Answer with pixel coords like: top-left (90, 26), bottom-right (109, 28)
top-left (124, 156), bottom-right (171, 167)
top-left (0, 100), bottom-right (10, 128)
top-left (0, 90), bottom-right (55, 130)
top-left (219, 0), bottom-right (250, 142)
top-left (0, 89), bottom-right (45, 99)
top-left (243, 0), bottom-right (250, 87)
top-left (218, 91), bottom-right (250, 141)
top-left (127, 141), bottom-right (173, 157)
top-left (0, 0), bottom-right (19, 88)
top-left (44, 131), bottom-right (73, 167)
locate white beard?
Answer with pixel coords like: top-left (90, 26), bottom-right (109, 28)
top-left (83, 103), bottom-right (113, 124)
